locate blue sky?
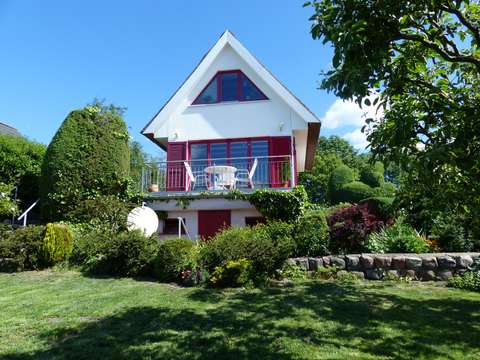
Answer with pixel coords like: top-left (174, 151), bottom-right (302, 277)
top-left (0, 0), bottom-right (372, 156)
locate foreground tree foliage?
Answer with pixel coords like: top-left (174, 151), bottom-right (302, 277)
top-left (0, 134), bottom-right (46, 206)
top-left (306, 0), bottom-right (480, 236)
top-left (40, 102), bottom-right (130, 221)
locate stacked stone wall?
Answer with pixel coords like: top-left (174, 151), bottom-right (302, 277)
top-left (287, 253), bottom-right (480, 281)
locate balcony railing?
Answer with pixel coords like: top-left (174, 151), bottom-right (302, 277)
top-left (141, 155), bottom-right (293, 194)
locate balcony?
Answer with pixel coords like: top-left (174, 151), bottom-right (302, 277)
top-left (141, 155), bottom-right (294, 196)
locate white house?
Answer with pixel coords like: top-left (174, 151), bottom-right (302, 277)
top-left (141, 30), bottom-right (320, 239)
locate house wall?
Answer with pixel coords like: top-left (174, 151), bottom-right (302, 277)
top-left (153, 44), bottom-right (309, 171)
top-left (150, 198), bottom-right (262, 239)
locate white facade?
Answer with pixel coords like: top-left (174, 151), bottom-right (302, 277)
top-left (142, 30), bottom-right (320, 238)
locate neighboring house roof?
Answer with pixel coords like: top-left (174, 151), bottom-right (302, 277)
top-left (0, 122), bottom-right (21, 137)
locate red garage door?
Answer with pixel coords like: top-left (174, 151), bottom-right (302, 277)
top-left (198, 210), bottom-right (231, 240)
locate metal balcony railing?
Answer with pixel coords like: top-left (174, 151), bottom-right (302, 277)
top-left (141, 155), bottom-right (293, 193)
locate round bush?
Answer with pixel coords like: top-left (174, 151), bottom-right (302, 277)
top-left (153, 238), bottom-right (195, 282)
top-left (200, 222), bottom-right (294, 277)
top-left (328, 165), bottom-right (355, 200)
top-left (335, 181), bottom-right (377, 203)
top-left (293, 210), bottom-right (330, 256)
top-left (40, 103), bottom-right (130, 221)
top-left (360, 162), bottom-right (384, 187)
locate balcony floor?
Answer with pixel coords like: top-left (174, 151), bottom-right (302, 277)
top-left (143, 187), bottom-right (293, 200)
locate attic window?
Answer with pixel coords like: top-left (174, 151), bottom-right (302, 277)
top-left (193, 70), bottom-right (268, 105)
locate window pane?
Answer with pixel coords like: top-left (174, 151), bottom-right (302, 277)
top-left (190, 144), bottom-right (208, 189)
top-left (210, 143), bottom-right (227, 165)
top-left (194, 78), bottom-right (217, 104)
top-left (251, 141), bottom-right (269, 187)
top-left (241, 73), bottom-right (267, 101)
top-left (231, 141), bottom-right (248, 171)
top-left (220, 73), bottom-right (238, 101)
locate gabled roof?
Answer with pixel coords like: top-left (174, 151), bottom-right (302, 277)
top-left (0, 122), bottom-right (21, 137)
top-left (142, 30), bottom-right (320, 138)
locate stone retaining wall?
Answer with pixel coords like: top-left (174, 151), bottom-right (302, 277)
top-left (287, 253), bottom-right (480, 281)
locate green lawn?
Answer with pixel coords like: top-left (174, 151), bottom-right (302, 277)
top-left (0, 271), bottom-right (479, 359)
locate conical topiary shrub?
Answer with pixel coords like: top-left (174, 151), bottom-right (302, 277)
top-left (40, 102), bottom-right (130, 220)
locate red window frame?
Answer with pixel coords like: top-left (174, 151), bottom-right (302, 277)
top-left (192, 70), bottom-right (268, 105)
top-left (188, 137), bottom-right (272, 164)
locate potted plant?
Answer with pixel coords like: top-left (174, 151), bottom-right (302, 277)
top-left (280, 161), bottom-right (291, 187)
top-left (156, 210), bottom-right (168, 234)
top-left (148, 183), bottom-right (159, 192)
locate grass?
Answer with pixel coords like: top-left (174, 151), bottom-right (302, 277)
top-left (0, 271), bottom-right (479, 359)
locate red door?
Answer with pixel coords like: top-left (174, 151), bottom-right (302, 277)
top-left (198, 210), bottom-right (231, 239)
top-left (269, 137), bottom-right (291, 187)
top-left (166, 142), bottom-right (186, 191)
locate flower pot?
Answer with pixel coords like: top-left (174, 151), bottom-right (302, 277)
top-left (148, 184), bottom-right (159, 192)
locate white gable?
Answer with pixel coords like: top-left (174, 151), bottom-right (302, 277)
top-left (142, 31), bottom-right (319, 136)
top-left (142, 30), bottom-right (320, 170)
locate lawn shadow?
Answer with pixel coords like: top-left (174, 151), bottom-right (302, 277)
top-left (2, 282), bottom-right (479, 359)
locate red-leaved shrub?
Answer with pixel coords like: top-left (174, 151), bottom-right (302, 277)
top-left (327, 201), bottom-right (392, 253)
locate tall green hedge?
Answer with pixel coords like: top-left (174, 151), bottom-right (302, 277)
top-left (360, 162), bottom-right (384, 187)
top-left (40, 103), bottom-right (130, 220)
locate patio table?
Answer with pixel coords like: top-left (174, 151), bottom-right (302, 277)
top-left (204, 165), bottom-right (237, 190)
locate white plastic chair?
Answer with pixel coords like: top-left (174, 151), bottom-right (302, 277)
top-left (184, 162), bottom-right (208, 191)
top-left (235, 158), bottom-right (258, 189)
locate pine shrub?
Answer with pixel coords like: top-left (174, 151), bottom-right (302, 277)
top-left (41, 223), bottom-right (73, 265)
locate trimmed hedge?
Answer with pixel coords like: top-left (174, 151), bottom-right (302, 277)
top-left (360, 162), bottom-right (384, 188)
top-left (335, 181), bottom-right (377, 204)
top-left (328, 165), bottom-right (355, 200)
top-left (40, 103), bottom-right (130, 221)
top-left (248, 186), bottom-right (308, 222)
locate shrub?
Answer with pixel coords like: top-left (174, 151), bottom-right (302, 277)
top-left (360, 197), bottom-right (395, 219)
top-left (335, 181), bottom-right (377, 204)
top-left (74, 229), bottom-right (157, 277)
top-left (448, 258), bottom-right (480, 292)
top-left (365, 217), bottom-right (431, 253)
top-left (430, 212), bottom-right (479, 251)
top-left (0, 134), bottom-right (46, 206)
top-left (153, 238), bottom-right (195, 282)
top-left (0, 182), bottom-right (19, 218)
top-left (209, 258), bottom-right (254, 287)
top-left (248, 186), bottom-right (308, 222)
top-left (200, 222), bottom-right (294, 278)
top-left (327, 202), bottom-right (390, 253)
top-left (360, 162), bottom-right (384, 187)
top-left (293, 209), bottom-right (330, 256)
top-left (449, 271), bottom-right (480, 292)
top-left (67, 195), bottom-right (134, 232)
top-left (328, 165), bottom-right (355, 202)
top-left (0, 225), bottom-right (45, 271)
top-left (374, 182), bottom-right (396, 197)
top-left (41, 223), bottom-right (73, 265)
top-left (40, 102), bottom-right (130, 221)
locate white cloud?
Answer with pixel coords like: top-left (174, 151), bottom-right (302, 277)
top-left (342, 129), bottom-right (369, 151)
top-left (321, 96), bottom-right (383, 130)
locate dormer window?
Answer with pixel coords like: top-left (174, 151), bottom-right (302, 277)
top-left (193, 70), bottom-right (268, 105)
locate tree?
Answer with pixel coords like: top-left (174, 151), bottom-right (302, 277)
top-left (0, 183), bottom-right (18, 218)
top-left (129, 140), bottom-right (148, 192)
top-left (306, 0), bottom-right (480, 223)
top-left (0, 134), bottom-right (46, 206)
top-left (40, 101), bottom-right (130, 221)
